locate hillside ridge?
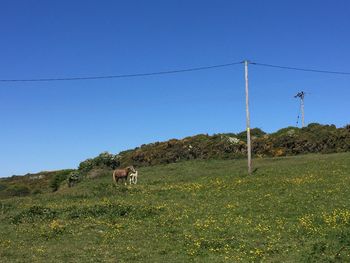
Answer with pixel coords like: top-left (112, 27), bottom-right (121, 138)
top-left (1, 123), bottom-right (349, 198)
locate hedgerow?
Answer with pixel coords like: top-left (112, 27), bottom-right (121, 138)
top-left (78, 123), bottom-right (350, 171)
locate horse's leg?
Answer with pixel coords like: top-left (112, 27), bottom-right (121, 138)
top-left (113, 172), bottom-right (118, 186)
top-left (134, 175), bottom-right (137, 184)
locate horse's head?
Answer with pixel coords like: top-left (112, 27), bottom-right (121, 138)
top-left (126, 166), bottom-right (136, 173)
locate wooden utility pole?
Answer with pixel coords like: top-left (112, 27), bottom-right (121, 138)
top-left (244, 60), bottom-right (252, 174)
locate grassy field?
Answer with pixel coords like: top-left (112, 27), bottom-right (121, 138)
top-left (1, 153), bottom-right (350, 262)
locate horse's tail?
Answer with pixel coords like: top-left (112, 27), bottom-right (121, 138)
top-left (112, 170), bottom-right (117, 185)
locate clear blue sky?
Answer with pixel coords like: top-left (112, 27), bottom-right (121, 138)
top-left (0, 0), bottom-right (349, 177)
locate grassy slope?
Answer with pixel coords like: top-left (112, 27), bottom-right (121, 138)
top-left (1, 153), bottom-right (350, 262)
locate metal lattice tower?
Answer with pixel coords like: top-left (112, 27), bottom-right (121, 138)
top-left (294, 91), bottom-right (306, 128)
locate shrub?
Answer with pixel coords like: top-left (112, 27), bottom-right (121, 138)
top-left (237, 128), bottom-right (266, 141)
top-left (50, 173), bottom-right (68, 192)
top-left (78, 152), bottom-right (120, 173)
top-left (67, 171), bottom-right (82, 187)
top-left (5, 185), bottom-right (31, 197)
top-left (0, 184), bottom-right (7, 191)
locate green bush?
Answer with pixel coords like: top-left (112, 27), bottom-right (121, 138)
top-left (5, 185), bottom-right (31, 197)
top-left (67, 171), bottom-right (82, 187)
top-left (78, 152), bottom-right (120, 173)
top-left (0, 184), bottom-right (7, 191)
top-left (50, 173), bottom-right (68, 192)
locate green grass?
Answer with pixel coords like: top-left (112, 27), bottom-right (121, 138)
top-left (1, 153), bottom-right (350, 262)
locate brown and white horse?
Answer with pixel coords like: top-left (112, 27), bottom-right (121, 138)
top-left (112, 166), bottom-right (136, 185)
top-left (129, 170), bottom-right (138, 185)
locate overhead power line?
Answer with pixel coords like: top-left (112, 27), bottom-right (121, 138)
top-left (1, 60), bottom-right (350, 82)
top-left (0, 61), bottom-right (243, 82)
top-left (251, 62), bottom-right (350, 75)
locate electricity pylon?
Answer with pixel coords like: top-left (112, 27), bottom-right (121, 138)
top-left (294, 91), bottom-right (306, 128)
